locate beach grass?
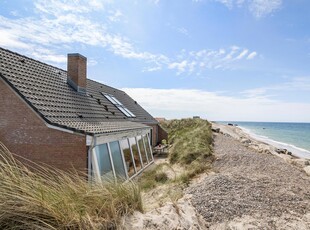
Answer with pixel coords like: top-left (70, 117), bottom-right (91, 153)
top-left (0, 141), bottom-right (142, 229)
top-left (161, 118), bottom-right (214, 178)
top-left (138, 163), bottom-right (171, 190)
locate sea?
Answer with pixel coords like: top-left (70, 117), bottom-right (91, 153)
top-left (218, 121), bottom-right (310, 160)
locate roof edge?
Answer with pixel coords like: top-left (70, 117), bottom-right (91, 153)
top-left (0, 47), bottom-right (66, 73)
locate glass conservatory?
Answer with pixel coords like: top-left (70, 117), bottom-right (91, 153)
top-left (88, 129), bottom-right (153, 182)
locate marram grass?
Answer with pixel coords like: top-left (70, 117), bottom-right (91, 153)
top-left (0, 141), bottom-right (142, 230)
top-left (138, 119), bottom-right (214, 192)
top-left (161, 118), bottom-right (214, 177)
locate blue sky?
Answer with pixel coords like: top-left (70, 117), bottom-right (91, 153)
top-left (1, 0), bottom-right (310, 122)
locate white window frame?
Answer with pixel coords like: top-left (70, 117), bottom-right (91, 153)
top-left (91, 148), bottom-right (102, 183)
top-left (106, 143), bottom-right (117, 182)
top-left (147, 133), bottom-right (154, 162)
top-left (89, 130), bottom-right (154, 183)
top-left (102, 93), bottom-right (136, 118)
top-left (135, 136), bottom-right (144, 169)
top-left (142, 135), bottom-right (149, 163)
top-left (126, 138), bottom-right (137, 174)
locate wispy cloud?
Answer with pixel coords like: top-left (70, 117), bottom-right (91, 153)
top-left (0, 0), bottom-right (258, 75)
top-left (178, 27), bottom-right (189, 36)
top-left (168, 60), bottom-right (188, 75)
top-left (235, 49), bottom-right (248, 60)
top-left (249, 0), bottom-right (282, 18)
top-left (213, 0), bottom-right (282, 18)
top-left (34, 0), bottom-right (106, 15)
top-left (108, 9), bottom-right (123, 22)
top-left (242, 77), bottom-right (310, 98)
top-left (164, 46), bottom-right (257, 75)
top-left (0, 0), bottom-right (167, 67)
top-left (88, 59), bottom-right (98, 66)
top-left (247, 51), bottom-right (257, 60)
top-left (30, 47), bottom-right (67, 63)
top-left (123, 87), bottom-right (310, 122)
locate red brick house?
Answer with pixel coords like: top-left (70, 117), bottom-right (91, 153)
top-left (0, 47), bottom-right (166, 182)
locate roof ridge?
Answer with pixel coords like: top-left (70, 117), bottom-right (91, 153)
top-left (87, 78), bottom-right (125, 93)
top-left (0, 47), bottom-right (158, 133)
top-left (0, 47), bottom-right (126, 94)
top-left (0, 46), bottom-right (66, 72)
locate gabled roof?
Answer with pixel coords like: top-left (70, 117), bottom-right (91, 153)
top-left (0, 47), bottom-right (158, 135)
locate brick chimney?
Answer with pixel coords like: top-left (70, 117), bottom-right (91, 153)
top-left (67, 53), bottom-right (87, 93)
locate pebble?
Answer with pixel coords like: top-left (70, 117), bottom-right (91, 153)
top-left (186, 134), bottom-right (310, 225)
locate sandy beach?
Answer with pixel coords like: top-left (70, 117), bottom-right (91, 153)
top-left (212, 123), bottom-right (310, 171)
top-left (124, 123), bottom-right (310, 229)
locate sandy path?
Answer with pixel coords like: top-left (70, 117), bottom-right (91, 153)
top-left (187, 133), bottom-right (310, 229)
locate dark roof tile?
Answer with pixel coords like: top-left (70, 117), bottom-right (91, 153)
top-left (0, 47), bottom-right (157, 135)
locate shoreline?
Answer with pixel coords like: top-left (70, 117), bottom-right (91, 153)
top-left (188, 130), bottom-right (310, 229)
top-left (238, 125), bottom-right (310, 160)
top-left (211, 122), bottom-right (310, 174)
top-left (215, 121), bottom-right (310, 159)
top-left (124, 120), bottom-right (310, 229)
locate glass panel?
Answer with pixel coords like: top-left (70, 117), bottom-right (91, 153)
top-left (109, 141), bottom-right (126, 179)
top-left (143, 134), bottom-right (153, 162)
top-left (137, 135), bottom-right (148, 165)
top-left (129, 137), bottom-right (142, 171)
top-left (118, 106), bottom-right (131, 117)
top-left (104, 95), bottom-right (114, 103)
top-left (102, 93), bottom-right (136, 118)
top-left (95, 144), bottom-right (114, 180)
top-left (120, 139), bottom-right (135, 177)
top-left (111, 96), bottom-right (123, 105)
top-left (104, 94), bottom-right (118, 105)
top-left (123, 107), bottom-right (136, 117)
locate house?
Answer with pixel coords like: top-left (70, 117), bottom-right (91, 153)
top-left (0, 47), bottom-right (166, 182)
top-left (155, 117), bottom-right (167, 122)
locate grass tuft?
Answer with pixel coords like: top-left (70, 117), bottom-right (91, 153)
top-left (0, 141), bottom-right (142, 230)
top-left (161, 118), bottom-right (214, 179)
top-left (138, 163), bottom-right (171, 191)
top-left (154, 172), bottom-right (168, 183)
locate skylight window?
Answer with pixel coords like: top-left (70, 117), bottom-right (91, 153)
top-left (102, 93), bottom-right (136, 118)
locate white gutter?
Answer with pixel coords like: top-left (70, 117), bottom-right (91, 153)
top-left (46, 123), bottom-right (74, 134)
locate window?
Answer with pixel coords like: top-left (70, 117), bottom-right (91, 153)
top-left (128, 137), bottom-right (142, 172)
top-left (137, 135), bottom-right (148, 165)
top-left (90, 131), bottom-right (153, 183)
top-left (143, 134), bottom-right (153, 162)
top-left (94, 144), bottom-right (114, 180)
top-left (119, 139), bottom-right (136, 177)
top-left (102, 93), bottom-right (136, 118)
top-left (109, 141), bottom-right (127, 180)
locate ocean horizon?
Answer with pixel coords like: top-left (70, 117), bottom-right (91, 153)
top-left (217, 121), bottom-right (310, 159)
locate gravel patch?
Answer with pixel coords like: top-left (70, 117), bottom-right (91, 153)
top-left (187, 134), bottom-right (310, 227)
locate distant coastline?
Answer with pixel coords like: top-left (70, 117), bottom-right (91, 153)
top-left (217, 121), bottom-right (310, 160)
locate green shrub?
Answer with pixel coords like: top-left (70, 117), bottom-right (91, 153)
top-left (161, 118), bottom-right (213, 178)
top-left (0, 141), bottom-right (142, 230)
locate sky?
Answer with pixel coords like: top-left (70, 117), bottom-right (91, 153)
top-left (1, 0), bottom-right (310, 122)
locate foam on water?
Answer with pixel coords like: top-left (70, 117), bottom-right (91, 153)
top-left (239, 126), bottom-right (310, 160)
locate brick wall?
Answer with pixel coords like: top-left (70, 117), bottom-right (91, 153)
top-left (158, 125), bottom-right (168, 144)
top-left (144, 124), bottom-right (158, 147)
top-left (0, 79), bottom-right (87, 172)
top-left (145, 124), bottom-right (169, 147)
